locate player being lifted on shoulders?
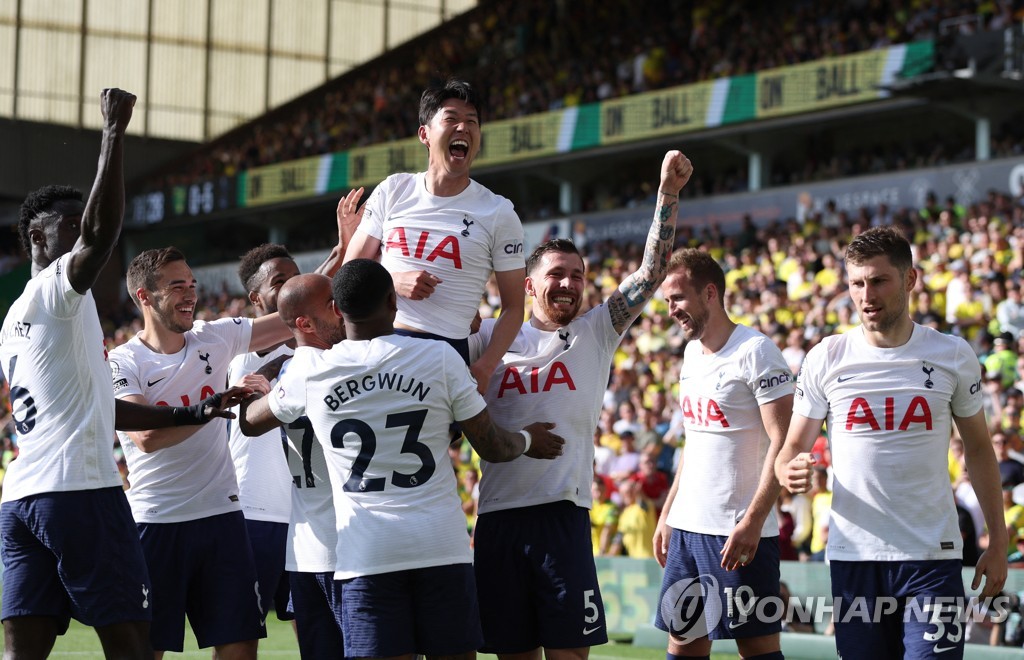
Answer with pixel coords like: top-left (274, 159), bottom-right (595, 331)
top-left (342, 78), bottom-right (525, 392)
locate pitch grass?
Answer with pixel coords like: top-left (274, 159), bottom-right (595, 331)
top-left (38, 618), bottom-right (740, 659)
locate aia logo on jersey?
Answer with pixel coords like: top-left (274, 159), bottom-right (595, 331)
top-left (156, 385), bottom-right (217, 407)
top-left (680, 396), bottom-right (730, 428)
top-left (845, 396), bottom-right (933, 431)
top-left (497, 361), bottom-right (576, 398)
top-left (384, 228), bottom-right (463, 269)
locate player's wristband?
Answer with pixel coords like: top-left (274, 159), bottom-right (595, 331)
top-left (519, 429), bottom-right (532, 455)
top-left (171, 392), bottom-right (223, 426)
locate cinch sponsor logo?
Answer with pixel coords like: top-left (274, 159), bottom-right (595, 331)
top-left (504, 242), bottom-right (524, 254)
top-left (759, 373), bottom-right (791, 389)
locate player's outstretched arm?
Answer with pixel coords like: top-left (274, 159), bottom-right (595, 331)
top-left (606, 150), bottom-right (692, 334)
top-left (774, 413), bottom-right (823, 493)
top-left (68, 88), bottom-right (135, 294)
top-left (114, 386), bottom-right (254, 431)
top-left (459, 409), bottom-right (564, 462)
top-left (957, 409), bottom-right (1008, 598)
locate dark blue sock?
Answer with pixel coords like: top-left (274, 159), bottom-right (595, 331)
top-left (745, 652), bottom-right (785, 660)
top-left (666, 654), bottom-right (709, 660)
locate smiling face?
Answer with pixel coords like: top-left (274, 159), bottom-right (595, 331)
top-left (526, 249), bottom-right (586, 329)
top-left (661, 270), bottom-right (712, 342)
top-left (147, 260), bottom-right (198, 333)
top-left (419, 98), bottom-right (481, 182)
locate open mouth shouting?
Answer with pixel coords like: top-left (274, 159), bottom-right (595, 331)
top-left (449, 138), bottom-right (470, 160)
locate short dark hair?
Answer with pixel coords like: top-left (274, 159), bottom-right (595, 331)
top-left (333, 259), bottom-right (393, 321)
top-left (418, 78), bottom-right (482, 126)
top-left (845, 226), bottom-right (912, 274)
top-left (526, 239), bottom-right (583, 275)
top-left (237, 243), bottom-right (293, 293)
top-left (18, 185), bottom-right (83, 256)
top-left (126, 247), bottom-right (187, 308)
top-left (666, 248), bottom-right (727, 305)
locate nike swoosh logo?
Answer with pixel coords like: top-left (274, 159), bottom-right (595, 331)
top-left (147, 377), bottom-right (166, 387)
top-left (837, 375), bottom-right (857, 383)
top-left (933, 644), bottom-right (957, 653)
top-left (728, 620), bottom-right (747, 629)
top-left (582, 626), bottom-right (602, 635)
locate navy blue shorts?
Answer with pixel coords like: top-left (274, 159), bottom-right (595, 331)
top-left (0, 487), bottom-right (151, 631)
top-left (831, 559), bottom-right (966, 659)
top-left (289, 571), bottom-right (343, 660)
top-left (474, 501), bottom-right (608, 653)
top-left (339, 563), bottom-right (482, 657)
top-left (393, 328), bottom-right (470, 365)
top-left (137, 510), bottom-right (266, 651)
top-left (654, 529), bottom-right (782, 642)
top-left (245, 519), bottom-right (292, 621)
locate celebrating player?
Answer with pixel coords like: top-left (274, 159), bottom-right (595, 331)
top-left (776, 226), bottom-right (1007, 657)
top-left (342, 78), bottom-right (525, 391)
top-left (109, 246), bottom-right (293, 658)
top-left (0, 89), bottom-right (244, 660)
top-left (470, 149), bottom-right (692, 659)
top-left (241, 258), bottom-right (564, 659)
top-left (653, 248), bottom-right (793, 659)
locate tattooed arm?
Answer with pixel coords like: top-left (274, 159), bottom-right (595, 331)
top-left (606, 150), bottom-right (693, 334)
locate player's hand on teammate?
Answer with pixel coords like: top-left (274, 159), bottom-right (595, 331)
top-left (394, 270), bottom-right (442, 300)
top-left (233, 373), bottom-right (273, 396)
top-left (198, 386), bottom-right (257, 421)
top-left (521, 422), bottom-right (564, 459)
top-left (721, 517), bottom-right (760, 571)
top-left (337, 187), bottom-right (366, 241)
top-left (780, 452), bottom-right (816, 494)
top-left (659, 150), bottom-right (694, 197)
top-left (100, 88), bottom-right (136, 133)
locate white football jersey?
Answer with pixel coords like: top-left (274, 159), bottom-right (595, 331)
top-left (666, 324), bottom-right (793, 536)
top-left (278, 349), bottom-right (337, 573)
top-left (227, 346), bottom-right (293, 524)
top-left (268, 335), bottom-right (485, 579)
top-left (469, 306), bottom-right (624, 514)
top-left (358, 172), bottom-right (524, 339)
top-left (110, 317), bottom-right (253, 523)
top-left (0, 255), bottom-right (121, 501)
top-left (794, 324), bottom-right (979, 561)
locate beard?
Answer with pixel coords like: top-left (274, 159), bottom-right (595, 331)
top-left (153, 298), bottom-right (194, 334)
top-left (536, 293), bottom-right (581, 326)
top-left (676, 303), bottom-right (709, 341)
top-left (313, 316), bottom-right (346, 345)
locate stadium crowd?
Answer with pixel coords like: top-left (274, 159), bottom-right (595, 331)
top-left (142, 0), bottom-right (1024, 202)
